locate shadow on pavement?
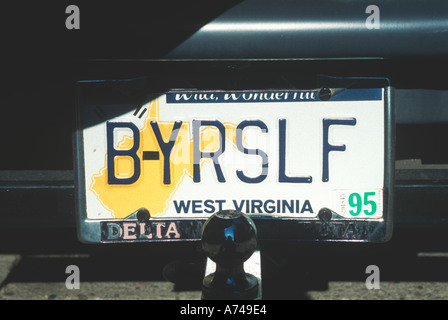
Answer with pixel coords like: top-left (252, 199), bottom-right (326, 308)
top-left (1, 226), bottom-right (448, 299)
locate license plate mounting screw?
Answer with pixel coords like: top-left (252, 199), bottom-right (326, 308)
top-left (318, 208), bottom-right (332, 222)
top-left (136, 208), bottom-right (151, 222)
top-left (319, 87), bottom-right (332, 101)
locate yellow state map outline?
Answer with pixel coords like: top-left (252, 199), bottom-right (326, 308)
top-left (89, 97), bottom-right (240, 219)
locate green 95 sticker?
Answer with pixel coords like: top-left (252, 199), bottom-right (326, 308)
top-left (334, 189), bottom-right (383, 219)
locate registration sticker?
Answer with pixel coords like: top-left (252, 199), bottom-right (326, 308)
top-left (334, 189), bottom-right (383, 219)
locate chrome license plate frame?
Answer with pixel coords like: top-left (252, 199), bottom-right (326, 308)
top-left (74, 76), bottom-right (394, 243)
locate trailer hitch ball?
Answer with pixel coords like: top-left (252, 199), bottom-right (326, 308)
top-left (201, 210), bottom-right (259, 300)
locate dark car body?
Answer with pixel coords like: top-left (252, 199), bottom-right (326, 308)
top-left (1, 0), bottom-right (448, 253)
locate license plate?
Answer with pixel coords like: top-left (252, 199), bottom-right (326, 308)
top-left (75, 78), bottom-right (393, 243)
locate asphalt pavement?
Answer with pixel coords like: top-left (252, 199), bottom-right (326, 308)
top-left (0, 226), bottom-right (447, 300)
